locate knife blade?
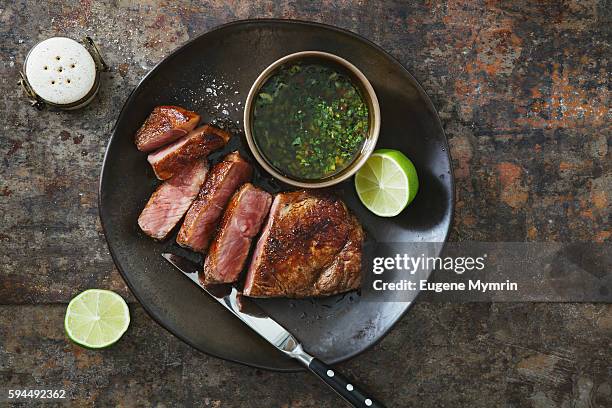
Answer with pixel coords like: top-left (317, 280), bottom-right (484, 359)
top-left (161, 252), bottom-right (311, 364)
top-left (162, 252), bottom-right (385, 408)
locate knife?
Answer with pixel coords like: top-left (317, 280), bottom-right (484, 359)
top-left (162, 253), bottom-right (385, 408)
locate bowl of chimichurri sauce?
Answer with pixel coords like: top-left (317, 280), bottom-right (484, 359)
top-left (244, 51), bottom-right (380, 188)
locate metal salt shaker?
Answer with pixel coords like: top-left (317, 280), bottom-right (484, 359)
top-left (19, 36), bottom-right (108, 110)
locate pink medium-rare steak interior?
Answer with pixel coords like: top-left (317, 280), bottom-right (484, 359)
top-left (176, 151), bottom-right (253, 253)
top-left (138, 160), bottom-right (209, 240)
top-left (202, 183), bottom-right (272, 285)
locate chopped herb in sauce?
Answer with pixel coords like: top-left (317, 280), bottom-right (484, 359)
top-left (252, 63), bottom-right (369, 180)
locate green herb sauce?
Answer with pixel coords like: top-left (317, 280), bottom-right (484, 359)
top-left (252, 63), bottom-right (369, 180)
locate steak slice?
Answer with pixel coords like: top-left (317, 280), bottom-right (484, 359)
top-left (176, 151), bottom-right (252, 253)
top-left (138, 160), bottom-right (208, 240)
top-left (147, 124), bottom-right (231, 180)
top-left (202, 183), bottom-right (272, 285)
top-left (243, 190), bottom-right (363, 298)
top-left (135, 106), bottom-right (200, 152)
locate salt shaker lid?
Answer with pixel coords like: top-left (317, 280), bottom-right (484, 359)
top-left (19, 36), bottom-right (108, 110)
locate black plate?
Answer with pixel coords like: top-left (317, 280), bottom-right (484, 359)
top-left (99, 19), bottom-right (454, 371)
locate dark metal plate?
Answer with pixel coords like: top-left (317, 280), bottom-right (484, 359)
top-left (99, 19), bottom-right (454, 371)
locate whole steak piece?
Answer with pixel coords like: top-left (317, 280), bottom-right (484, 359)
top-left (134, 106), bottom-right (200, 152)
top-left (147, 124), bottom-right (231, 180)
top-left (138, 160), bottom-right (208, 240)
top-left (244, 190), bottom-right (363, 298)
top-left (177, 152), bottom-right (252, 253)
top-left (202, 183), bottom-right (272, 285)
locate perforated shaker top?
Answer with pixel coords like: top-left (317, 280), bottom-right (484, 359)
top-left (25, 37), bottom-right (96, 105)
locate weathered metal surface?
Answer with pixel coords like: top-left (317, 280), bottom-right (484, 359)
top-left (0, 0), bottom-right (610, 406)
top-left (1, 1), bottom-right (609, 301)
top-left (1, 303), bottom-right (611, 407)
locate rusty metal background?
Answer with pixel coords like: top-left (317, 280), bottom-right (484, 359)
top-left (0, 1), bottom-right (610, 406)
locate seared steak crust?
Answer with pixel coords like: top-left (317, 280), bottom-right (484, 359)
top-left (202, 183), bottom-right (272, 285)
top-left (135, 106), bottom-right (200, 152)
top-left (176, 152), bottom-right (252, 253)
top-left (137, 160), bottom-right (208, 240)
top-left (148, 124), bottom-right (231, 180)
top-left (243, 190), bottom-right (363, 298)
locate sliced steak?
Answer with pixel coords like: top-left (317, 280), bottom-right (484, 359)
top-left (138, 160), bottom-right (208, 240)
top-left (135, 106), bottom-right (200, 152)
top-left (147, 124), bottom-right (231, 180)
top-left (244, 190), bottom-right (363, 298)
top-left (176, 152), bottom-right (252, 253)
top-left (202, 184), bottom-right (272, 285)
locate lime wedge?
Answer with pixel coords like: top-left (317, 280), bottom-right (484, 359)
top-left (355, 149), bottom-right (419, 217)
top-left (64, 289), bottom-right (130, 349)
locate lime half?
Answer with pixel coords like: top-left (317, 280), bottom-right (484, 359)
top-left (355, 149), bottom-right (419, 217)
top-left (65, 289), bottom-right (130, 349)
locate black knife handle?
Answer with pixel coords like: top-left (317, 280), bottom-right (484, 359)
top-left (308, 358), bottom-right (385, 408)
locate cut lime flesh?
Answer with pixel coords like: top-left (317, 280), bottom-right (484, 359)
top-left (355, 149), bottom-right (419, 217)
top-left (65, 289), bottom-right (130, 349)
